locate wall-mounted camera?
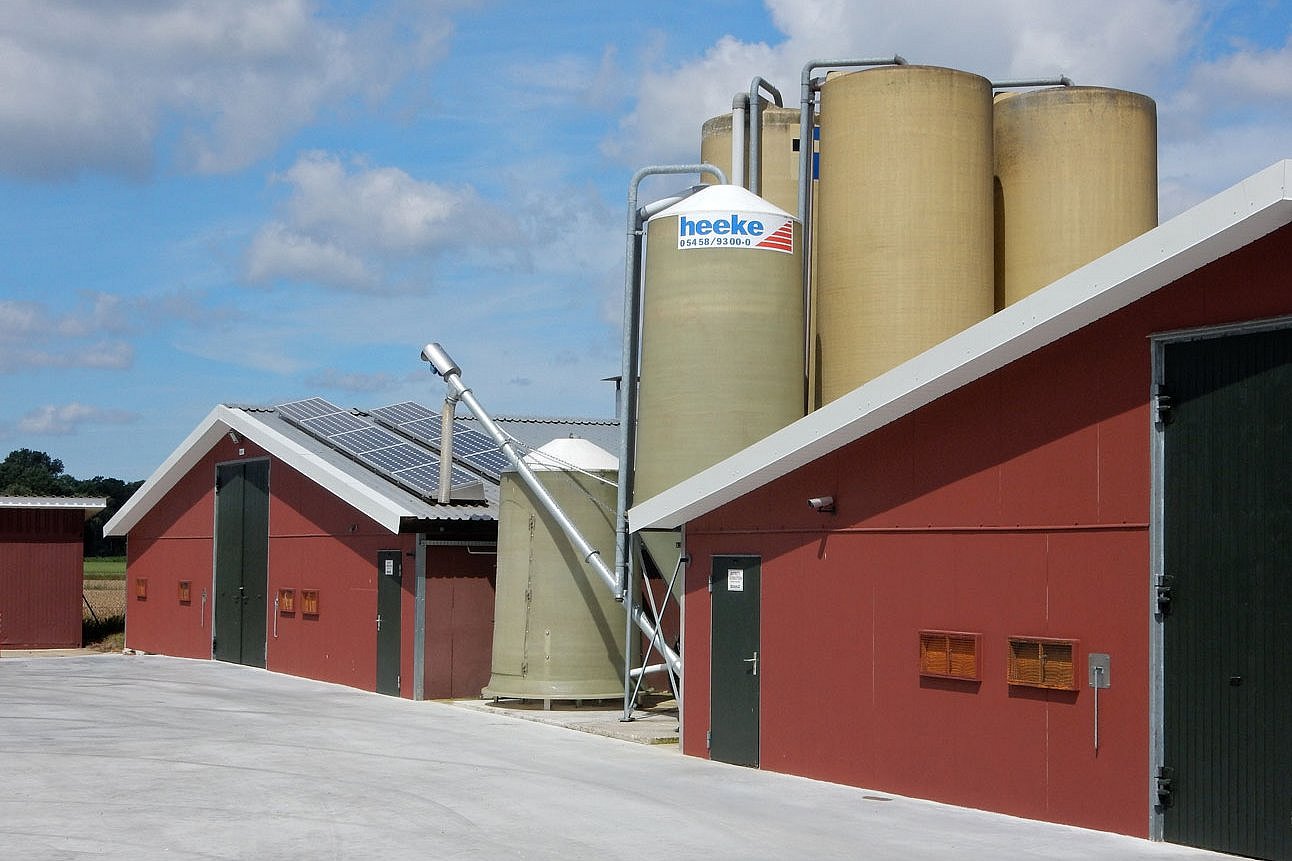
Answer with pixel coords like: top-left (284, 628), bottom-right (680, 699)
top-left (806, 496), bottom-right (835, 513)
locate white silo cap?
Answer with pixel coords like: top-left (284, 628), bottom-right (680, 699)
top-left (522, 437), bottom-right (619, 472)
top-left (648, 183), bottom-right (795, 223)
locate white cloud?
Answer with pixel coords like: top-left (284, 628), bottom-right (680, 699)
top-left (0, 297), bottom-right (135, 371)
top-left (243, 151), bottom-right (521, 293)
top-left (604, 0), bottom-right (1201, 167)
top-left (16, 402), bottom-right (137, 435)
top-left (0, 0), bottom-right (456, 179)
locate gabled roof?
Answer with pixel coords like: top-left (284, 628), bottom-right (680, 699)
top-left (104, 403), bottom-right (621, 538)
top-left (629, 159), bottom-right (1292, 531)
top-left (104, 404), bottom-right (495, 536)
top-left (0, 497), bottom-right (107, 520)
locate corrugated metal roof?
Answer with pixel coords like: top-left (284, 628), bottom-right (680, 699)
top-left (0, 497), bottom-right (107, 511)
top-left (630, 159), bottom-right (1292, 531)
top-left (105, 401), bottom-right (616, 536)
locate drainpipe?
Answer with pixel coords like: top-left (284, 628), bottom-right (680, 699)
top-left (797, 56), bottom-right (906, 410)
top-left (746, 76), bottom-right (783, 197)
top-left (421, 342), bottom-right (686, 680)
top-left (731, 93), bottom-right (748, 188)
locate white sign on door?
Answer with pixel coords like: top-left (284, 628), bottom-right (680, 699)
top-left (727, 569), bottom-right (744, 592)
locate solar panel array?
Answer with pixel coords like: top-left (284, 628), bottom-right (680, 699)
top-left (372, 401), bottom-right (515, 479)
top-left (276, 397), bottom-right (479, 500)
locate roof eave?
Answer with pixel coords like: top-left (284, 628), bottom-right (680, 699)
top-left (104, 406), bottom-right (418, 536)
top-left (629, 159), bottom-right (1292, 531)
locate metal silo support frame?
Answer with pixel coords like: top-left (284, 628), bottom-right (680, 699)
top-left (615, 163), bottom-right (726, 721)
top-left (419, 342), bottom-right (686, 690)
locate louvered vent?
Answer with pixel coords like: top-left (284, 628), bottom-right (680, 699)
top-left (1007, 637), bottom-right (1077, 690)
top-left (919, 630), bottom-right (981, 681)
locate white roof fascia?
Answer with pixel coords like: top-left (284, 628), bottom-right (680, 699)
top-left (630, 160), bottom-right (1292, 531)
top-left (0, 497), bottom-right (108, 519)
top-left (104, 405), bottom-right (416, 536)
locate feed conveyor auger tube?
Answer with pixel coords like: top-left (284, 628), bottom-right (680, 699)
top-left (419, 342), bottom-right (682, 681)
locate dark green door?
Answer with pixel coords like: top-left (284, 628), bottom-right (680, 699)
top-left (213, 460), bottom-right (269, 668)
top-left (376, 550), bottom-right (402, 696)
top-left (1162, 328), bottom-right (1292, 859)
top-left (711, 555), bottom-right (760, 767)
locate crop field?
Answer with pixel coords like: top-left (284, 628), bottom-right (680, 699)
top-left (83, 556), bottom-right (126, 619)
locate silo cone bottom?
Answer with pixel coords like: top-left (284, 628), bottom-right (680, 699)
top-left (482, 674), bottom-right (624, 703)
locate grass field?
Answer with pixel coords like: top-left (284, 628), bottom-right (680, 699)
top-left (83, 556), bottom-right (126, 650)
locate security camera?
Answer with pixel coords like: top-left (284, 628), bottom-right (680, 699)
top-left (806, 496), bottom-right (835, 513)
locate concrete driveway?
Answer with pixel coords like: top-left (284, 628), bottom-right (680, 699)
top-left (0, 654), bottom-right (1236, 860)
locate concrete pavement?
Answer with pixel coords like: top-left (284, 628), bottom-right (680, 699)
top-left (0, 654), bottom-right (1238, 860)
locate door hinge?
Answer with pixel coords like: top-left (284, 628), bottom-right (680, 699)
top-left (1156, 765), bottom-right (1175, 808)
top-left (1153, 384), bottom-right (1173, 424)
top-left (1155, 574), bottom-right (1174, 616)
top-left (706, 729), bottom-right (711, 750)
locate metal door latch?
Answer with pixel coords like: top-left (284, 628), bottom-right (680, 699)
top-left (1156, 766), bottom-right (1175, 808)
top-left (1155, 575), bottom-right (1174, 615)
top-left (743, 650), bottom-right (759, 676)
top-left (376, 613), bottom-right (382, 632)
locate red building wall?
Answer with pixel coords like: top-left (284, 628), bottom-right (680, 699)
top-left (0, 508), bottom-right (84, 648)
top-left (682, 225), bottom-right (1292, 836)
top-left (125, 433), bottom-right (497, 698)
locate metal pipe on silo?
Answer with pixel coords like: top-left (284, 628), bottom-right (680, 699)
top-left (731, 93), bottom-right (747, 188)
top-left (991, 76), bottom-right (1074, 90)
top-left (796, 56), bottom-right (906, 411)
top-left (746, 76), bottom-right (783, 197)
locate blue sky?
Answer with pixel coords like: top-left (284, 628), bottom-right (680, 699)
top-left (2, 0), bottom-right (1290, 481)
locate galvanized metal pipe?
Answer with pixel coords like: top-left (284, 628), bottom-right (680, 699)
top-left (422, 343), bottom-right (686, 680)
top-left (614, 164), bottom-right (726, 600)
top-left (991, 76), bottom-right (1073, 90)
top-left (747, 76), bottom-right (783, 197)
top-left (437, 394), bottom-right (457, 503)
top-left (731, 93), bottom-right (748, 188)
top-left (797, 56), bottom-right (906, 410)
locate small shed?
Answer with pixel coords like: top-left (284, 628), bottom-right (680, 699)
top-left (629, 162), bottom-right (1292, 857)
top-left (105, 400), bottom-right (614, 701)
top-left (1, 496), bottom-right (106, 649)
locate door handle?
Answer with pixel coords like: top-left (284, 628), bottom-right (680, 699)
top-left (743, 650), bottom-right (759, 676)
top-left (376, 613), bottom-right (382, 632)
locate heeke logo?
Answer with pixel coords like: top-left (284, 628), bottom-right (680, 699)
top-left (676, 210), bottom-right (794, 253)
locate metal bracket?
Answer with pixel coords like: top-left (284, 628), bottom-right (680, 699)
top-left (1156, 765), bottom-right (1175, 808)
top-left (1153, 384), bottom-right (1173, 425)
top-left (1155, 575), bottom-right (1174, 616)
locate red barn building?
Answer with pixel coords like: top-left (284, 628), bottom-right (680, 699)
top-left (1, 497), bottom-right (106, 650)
top-left (106, 398), bottom-right (616, 701)
top-left (629, 162), bottom-right (1292, 858)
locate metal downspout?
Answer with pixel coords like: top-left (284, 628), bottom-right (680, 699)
top-left (413, 534), bottom-right (427, 700)
top-left (797, 56), bottom-right (906, 410)
top-left (746, 77), bottom-right (783, 197)
top-left (614, 164), bottom-right (725, 719)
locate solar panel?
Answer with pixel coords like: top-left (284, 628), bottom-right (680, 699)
top-left (275, 398), bottom-right (485, 500)
top-left (302, 411), bottom-right (368, 437)
top-left (277, 397), bottom-right (343, 421)
top-left (364, 444), bottom-right (437, 473)
top-left (462, 449), bottom-right (513, 475)
top-left (372, 401), bottom-right (437, 425)
top-left (444, 430), bottom-right (497, 456)
top-left (331, 427), bottom-right (405, 455)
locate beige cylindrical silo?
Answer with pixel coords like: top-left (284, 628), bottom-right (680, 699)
top-left (483, 438), bottom-right (625, 702)
top-left (814, 65), bottom-right (995, 405)
top-left (635, 185), bottom-right (804, 577)
top-left (994, 86), bottom-right (1158, 308)
top-left (701, 105), bottom-right (802, 214)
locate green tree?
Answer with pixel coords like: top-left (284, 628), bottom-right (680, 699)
top-left (0, 449), bottom-right (142, 556)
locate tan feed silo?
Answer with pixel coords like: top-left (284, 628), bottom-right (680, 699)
top-left (635, 184), bottom-right (804, 577)
top-left (701, 105), bottom-right (802, 214)
top-left (994, 86), bottom-right (1158, 308)
top-left (483, 438), bottom-right (625, 703)
top-left (814, 65), bottom-right (995, 405)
